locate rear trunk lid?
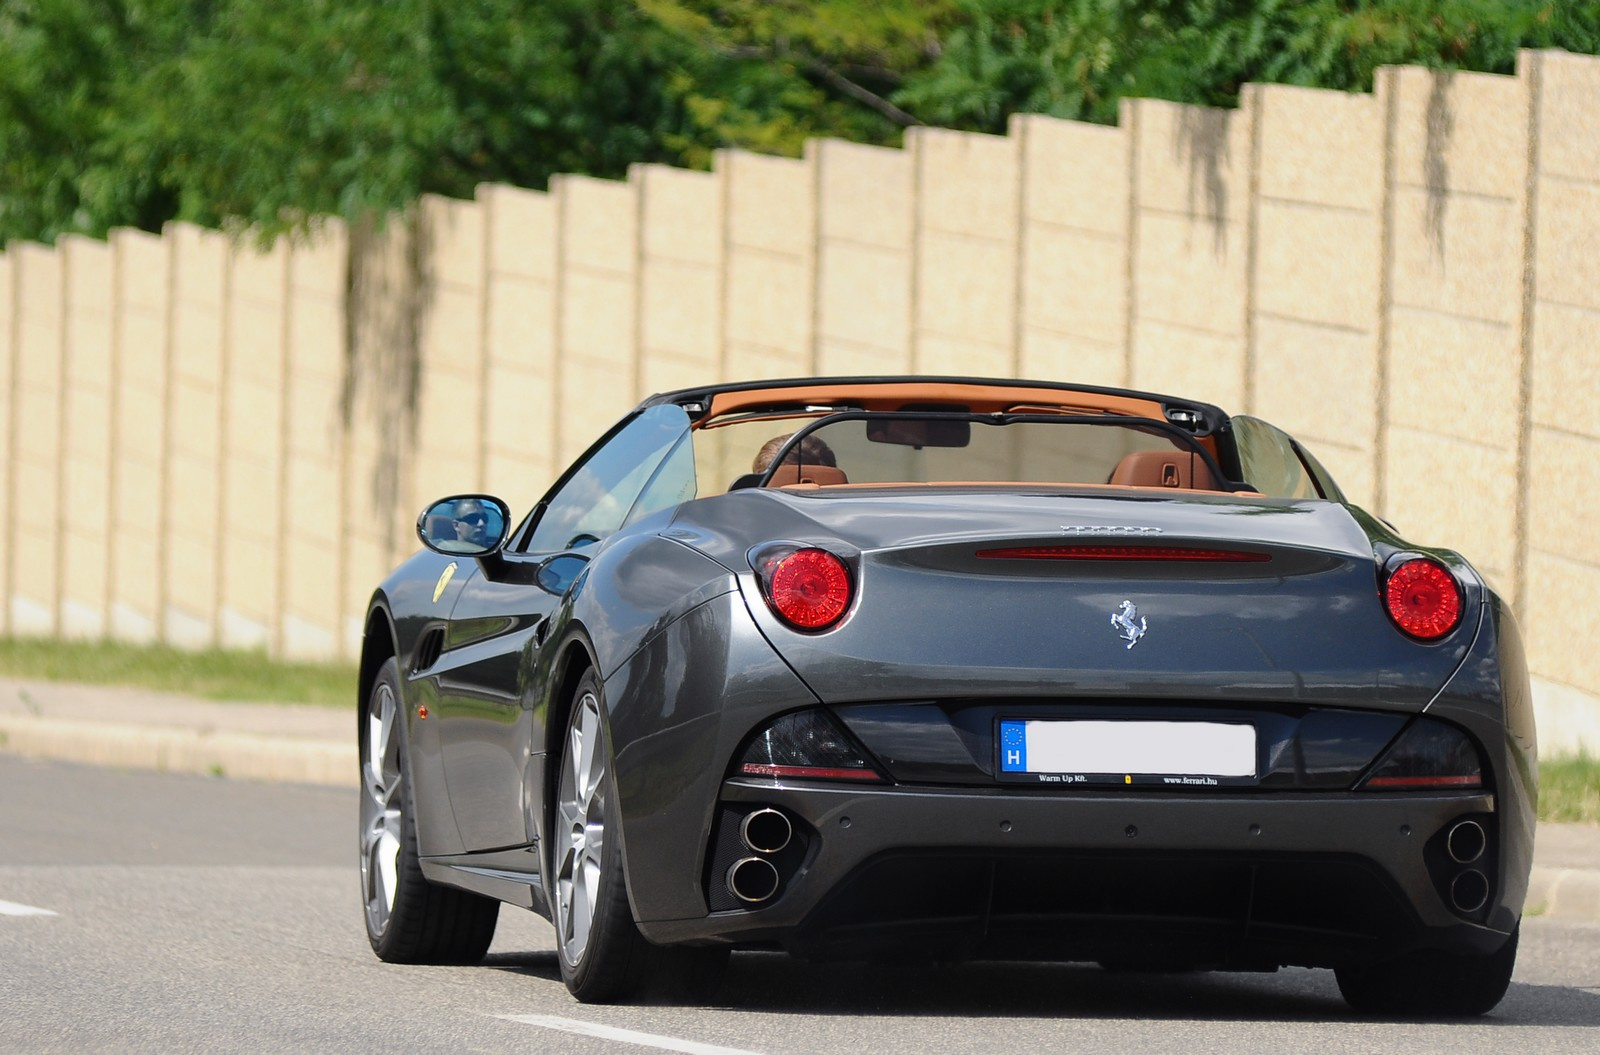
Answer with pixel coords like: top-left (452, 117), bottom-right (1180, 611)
top-left (680, 487), bottom-right (1477, 712)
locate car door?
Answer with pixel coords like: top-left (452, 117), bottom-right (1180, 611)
top-left (434, 403), bottom-right (694, 852)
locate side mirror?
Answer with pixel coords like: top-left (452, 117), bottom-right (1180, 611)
top-left (536, 553), bottom-right (590, 596)
top-left (416, 495), bottom-right (512, 556)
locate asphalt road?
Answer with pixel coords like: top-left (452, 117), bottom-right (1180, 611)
top-left (3, 755), bottom-right (1599, 1054)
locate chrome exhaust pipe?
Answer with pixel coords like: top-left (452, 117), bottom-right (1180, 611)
top-left (740, 808), bottom-right (792, 855)
top-left (726, 856), bottom-right (781, 904)
top-left (1446, 820), bottom-right (1487, 864)
top-left (1450, 869), bottom-right (1489, 914)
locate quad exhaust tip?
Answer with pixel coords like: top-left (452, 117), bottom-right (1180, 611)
top-left (740, 808), bottom-right (793, 855)
top-left (1446, 819), bottom-right (1487, 864)
top-left (727, 856), bottom-right (781, 904)
top-left (1450, 869), bottom-right (1489, 914)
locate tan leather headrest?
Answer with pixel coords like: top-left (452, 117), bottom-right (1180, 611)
top-left (764, 463), bottom-right (850, 487)
top-left (1108, 450), bottom-right (1217, 490)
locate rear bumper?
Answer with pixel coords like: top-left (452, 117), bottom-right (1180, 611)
top-left (637, 780), bottom-right (1522, 968)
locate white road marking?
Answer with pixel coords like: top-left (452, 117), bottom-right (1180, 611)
top-left (501, 1014), bottom-right (764, 1055)
top-left (0, 899), bottom-right (57, 917)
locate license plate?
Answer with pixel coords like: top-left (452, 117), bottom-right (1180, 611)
top-left (997, 719), bottom-right (1256, 786)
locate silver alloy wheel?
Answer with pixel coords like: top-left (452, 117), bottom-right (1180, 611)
top-left (555, 688), bottom-right (607, 968)
top-left (360, 680), bottom-right (404, 937)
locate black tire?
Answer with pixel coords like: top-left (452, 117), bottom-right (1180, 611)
top-left (552, 670), bottom-right (728, 1003)
top-left (1335, 924), bottom-right (1519, 1017)
top-left (360, 656), bottom-right (499, 964)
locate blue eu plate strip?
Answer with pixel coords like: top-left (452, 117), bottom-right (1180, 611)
top-left (999, 720), bottom-right (1027, 772)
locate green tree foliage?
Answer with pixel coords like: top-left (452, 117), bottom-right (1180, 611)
top-left (895, 1), bottom-right (1600, 130)
top-left (1, 0), bottom-right (1596, 248)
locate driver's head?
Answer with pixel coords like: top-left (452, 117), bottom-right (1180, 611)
top-left (753, 433), bottom-right (837, 473)
top-left (454, 499), bottom-right (487, 542)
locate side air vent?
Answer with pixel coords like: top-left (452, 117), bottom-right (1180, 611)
top-left (412, 628), bottom-right (445, 674)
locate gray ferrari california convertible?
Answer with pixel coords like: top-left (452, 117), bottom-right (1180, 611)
top-left (357, 376), bottom-right (1535, 1014)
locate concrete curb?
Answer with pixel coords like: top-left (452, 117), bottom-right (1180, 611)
top-left (1526, 865), bottom-right (1600, 923)
top-left (0, 715), bottom-right (357, 788)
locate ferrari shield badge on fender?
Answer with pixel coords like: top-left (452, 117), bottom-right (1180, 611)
top-left (1111, 600), bottom-right (1147, 649)
top-left (433, 562), bottom-right (459, 604)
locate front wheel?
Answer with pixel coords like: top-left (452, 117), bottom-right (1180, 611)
top-left (1335, 924), bottom-right (1519, 1016)
top-left (360, 656), bottom-right (499, 963)
top-left (553, 670), bottom-right (727, 1003)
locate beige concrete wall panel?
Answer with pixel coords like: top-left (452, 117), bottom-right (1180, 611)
top-left (1534, 179), bottom-right (1600, 312)
top-left (1134, 99), bottom-right (1254, 220)
top-left (816, 243), bottom-right (911, 358)
top-left (815, 139), bottom-right (913, 249)
top-left (721, 149), bottom-right (814, 255)
top-left (1525, 553), bottom-right (1600, 693)
top-left (640, 352), bottom-right (714, 400)
top-left (557, 175), bottom-right (637, 273)
top-left (1383, 427), bottom-right (1518, 578)
top-left (109, 230), bottom-right (169, 642)
top-left (1130, 320), bottom-right (1247, 411)
top-left (227, 242), bottom-right (287, 389)
top-left (1253, 315), bottom-right (1380, 453)
top-left (113, 227), bottom-right (171, 307)
top-left (1254, 202), bottom-right (1381, 330)
top-left (168, 224), bottom-right (228, 388)
top-left (918, 232), bottom-right (1016, 349)
top-left (1526, 428), bottom-right (1600, 564)
top-left (725, 252), bottom-right (811, 362)
top-left (557, 175), bottom-right (639, 462)
top-left (63, 236), bottom-right (113, 385)
top-left (1389, 67), bottom-right (1528, 199)
top-left (559, 271), bottom-right (636, 368)
top-left (12, 245), bottom-right (63, 463)
top-left (422, 195), bottom-right (486, 292)
top-left (1389, 189), bottom-right (1525, 324)
top-left (642, 262), bottom-right (720, 377)
top-left (488, 272), bottom-right (556, 374)
top-left (483, 363), bottom-right (554, 507)
top-left (1537, 51), bottom-right (1600, 182)
top-left (1257, 85), bottom-right (1383, 211)
top-left (481, 184), bottom-right (557, 282)
top-left (1135, 213), bottom-right (1250, 335)
top-left (413, 367), bottom-right (483, 500)
top-left (1529, 302), bottom-right (1600, 437)
top-left (1017, 115), bottom-right (1127, 236)
top-left (9, 245), bottom-right (63, 633)
top-left (60, 236), bottom-right (114, 635)
top-left (723, 342), bottom-right (813, 383)
top-left (1388, 308), bottom-right (1521, 449)
top-left (1023, 226), bottom-right (1127, 347)
top-left (280, 459), bottom-right (342, 653)
top-left (291, 222), bottom-right (348, 291)
top-left (914, 127), bottom-right (1020, 239)
top-left (1018, 329), bottom-right (1124, 389)
top-left (420, 283), bottom-right (485, 377)
top-left (814, 336), bottom-right (914, 378)
top-left (916, 334), bottom-right (1011, 379)
top-left (640, 164), bottom-right (722, 265)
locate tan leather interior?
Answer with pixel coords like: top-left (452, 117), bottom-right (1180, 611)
top-left (764, 463), bottom-right (850, 487)
top-left (1108, 450), bottom-right (1218, 491)
top-left (704, 382), bottom-right (1166, 422)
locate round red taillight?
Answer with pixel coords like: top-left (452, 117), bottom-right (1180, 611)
top-left (1384, 558), bottom-right (1462, 639)
top-left (763, 548), bottom-right (852, 630)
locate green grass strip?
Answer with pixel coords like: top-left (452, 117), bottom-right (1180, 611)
top-left (1540, 753), bottom-right (1600, 826)
top-left (0, 636), bottom-right (357, 709)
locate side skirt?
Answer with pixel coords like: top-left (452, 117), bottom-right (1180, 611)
top-left (421, 848), bottom-right (549, 917)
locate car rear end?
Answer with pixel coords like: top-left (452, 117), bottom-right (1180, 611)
top-left (636, 487), bottom-right (1534, 982)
